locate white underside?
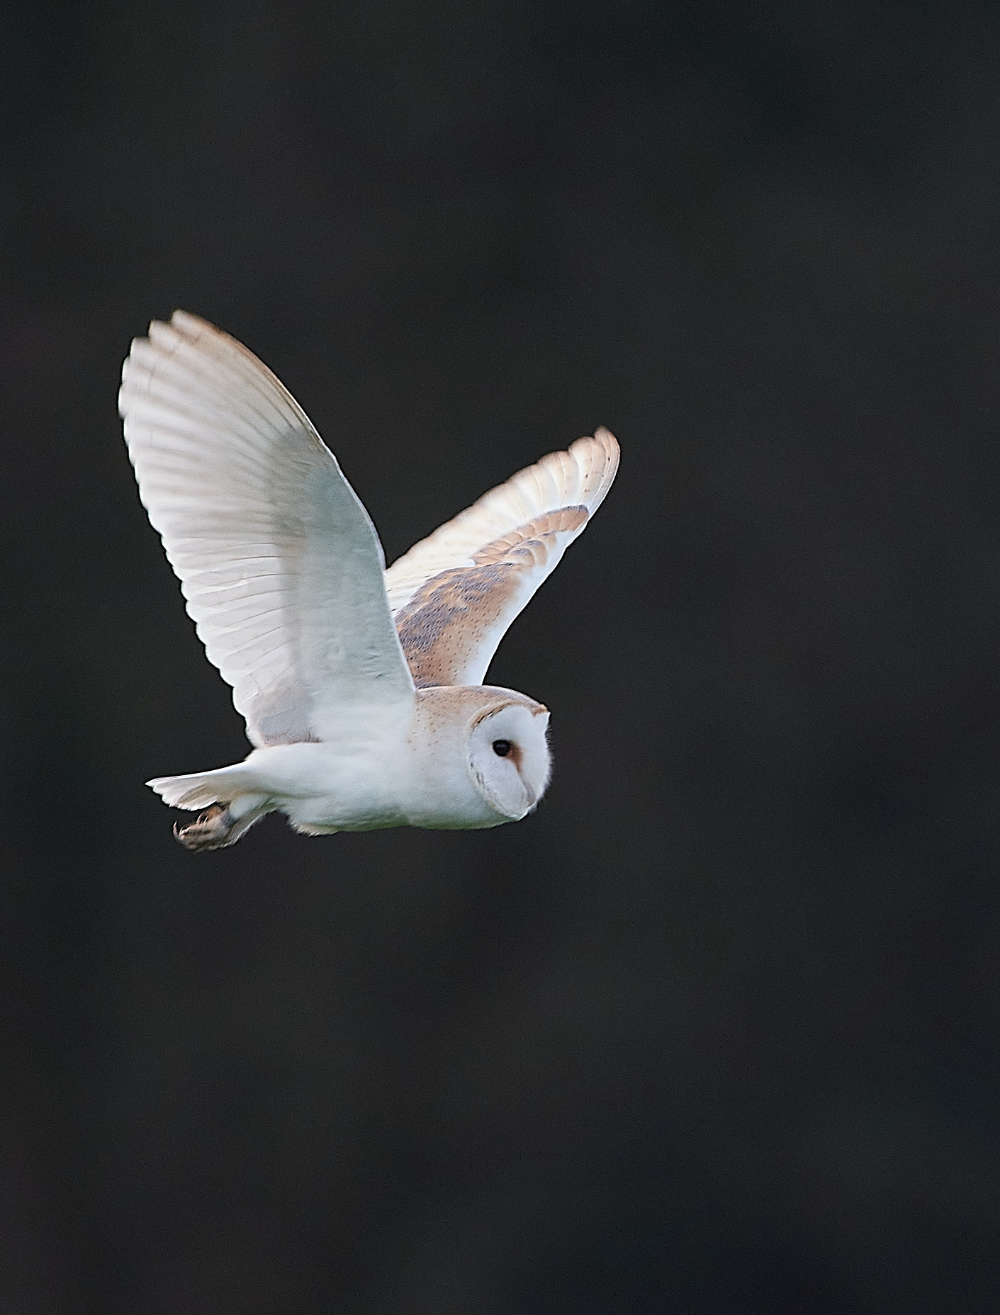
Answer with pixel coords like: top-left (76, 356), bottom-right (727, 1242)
top-left (149, 728), bottom-right (517, 834)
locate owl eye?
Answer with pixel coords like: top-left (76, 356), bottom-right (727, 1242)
top-left (492, 739), bottom-right (512, 757)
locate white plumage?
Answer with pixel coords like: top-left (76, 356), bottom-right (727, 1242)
top-left (119, 312), bottom-right (619, 849)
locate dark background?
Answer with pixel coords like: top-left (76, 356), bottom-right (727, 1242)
top-left (4, 2), bottom-right (1000, 1311)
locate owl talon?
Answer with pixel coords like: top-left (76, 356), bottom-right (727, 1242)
top-left (174, 805), bottom-right (234, 852)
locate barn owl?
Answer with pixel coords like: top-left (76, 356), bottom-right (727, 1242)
top-left (119, 312), bottom-right (619, 850)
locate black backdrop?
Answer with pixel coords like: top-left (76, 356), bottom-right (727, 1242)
top-left (4, 3), bottom-right (1000, 1311)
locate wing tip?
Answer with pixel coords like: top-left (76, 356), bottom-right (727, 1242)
top-left (572, 426), bottom-right (619, 460)
top-left (169, 309), bottom-right (221, 338)
top-left (566, 427), bottom-right (620, 512)
top-left (126, 310), bottom-right (221, 363)
top-left (592, 424), bottom-right (619, 452)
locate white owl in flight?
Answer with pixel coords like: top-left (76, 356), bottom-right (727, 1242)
top-left (119, 312), bottom-right (619, 850)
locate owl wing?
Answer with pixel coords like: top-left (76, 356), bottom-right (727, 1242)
top-left (384, 428), bottom-right (619, 687)
top-left (119, 311), bottom-right (414, 748)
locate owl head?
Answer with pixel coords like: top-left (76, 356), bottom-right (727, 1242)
top-left (466, 696), bottom-right (552, 819)
top-left (408, 686), bottom-right (551, 827)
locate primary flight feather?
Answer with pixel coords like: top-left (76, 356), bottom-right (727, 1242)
top-left (120, 311), bottom-right (619, 849)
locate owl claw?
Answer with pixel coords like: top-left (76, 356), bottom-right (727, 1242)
top-left (174, 805), bottom-right (235, 852)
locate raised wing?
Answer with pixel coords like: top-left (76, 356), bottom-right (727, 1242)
top-left (385, 429), bottom-right (619, 687)
top-left (119, 311), bottom-right (414, 747)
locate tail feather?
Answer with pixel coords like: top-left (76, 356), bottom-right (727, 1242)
top-left (146, 766), bottom-right (257, 810)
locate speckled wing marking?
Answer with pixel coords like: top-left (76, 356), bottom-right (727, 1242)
top-left (387, 432), bottom-right (619, 686)
top-left (119, 311), bottom-right (414, 746)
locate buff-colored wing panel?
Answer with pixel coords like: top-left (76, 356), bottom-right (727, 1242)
top-left (387, 431), bottom-right (619, 686)
top-left (119, 311), bottom-right (414, 747)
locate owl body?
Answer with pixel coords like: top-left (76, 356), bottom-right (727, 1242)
top-left (150, 685), bottom-right (551, 844)
top-left (120, 312), bottom-right (615, 850)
